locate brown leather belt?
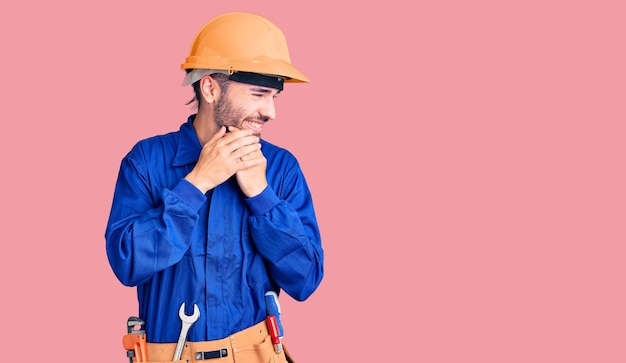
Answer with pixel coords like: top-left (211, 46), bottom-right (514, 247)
top-left (145, 320), bottom-right (289, 363)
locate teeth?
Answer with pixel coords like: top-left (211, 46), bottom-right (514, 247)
top-left (248, 121), bottom-right (263, 128)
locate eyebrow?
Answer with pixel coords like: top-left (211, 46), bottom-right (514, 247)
top-left (250, 87), bottom-right (280, 95)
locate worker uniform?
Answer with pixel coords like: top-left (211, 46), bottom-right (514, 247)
top-left (105, 115), bottom-right (324, 343)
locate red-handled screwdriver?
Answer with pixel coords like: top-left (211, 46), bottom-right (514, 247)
top-left (266, 315), bottom-right (283, 353)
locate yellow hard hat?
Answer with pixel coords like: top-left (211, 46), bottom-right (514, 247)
top-left (181, 12), bottom-right (309, 87)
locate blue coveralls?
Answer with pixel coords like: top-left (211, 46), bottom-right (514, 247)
top-left (105, 115), bottom-right (324, 342)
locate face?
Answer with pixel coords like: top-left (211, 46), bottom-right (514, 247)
top-left (214, 81), bottom-right (279, 137)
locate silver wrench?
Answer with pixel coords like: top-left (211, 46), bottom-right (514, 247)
top-left (173, 303), bottom-right (200, 361)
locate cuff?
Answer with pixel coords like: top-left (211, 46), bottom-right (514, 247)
top-left (170, 179), bottom-right (207, 212)
top-left (246, 185), bottom-right (281, 216)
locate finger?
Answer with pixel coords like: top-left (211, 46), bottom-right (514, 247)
top-left (226, 126), bottom-right (253, 138)
top-left (212, 126), bottom-right (228, 140)
top-left (241, 148), bottom-right (262, 160)
top-left (217, 126), bottom-right (250, 145)
top-left (231, 143), bottom-right (262, 161)
top-left (225, 135), bottom-right (261, 152)
top-left (238, 156), bottom-right (265, 169)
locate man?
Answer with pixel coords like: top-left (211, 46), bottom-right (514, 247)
top-left (105, 12), bottom-right (324, 363)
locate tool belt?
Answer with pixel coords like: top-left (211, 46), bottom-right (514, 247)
top-left (143, 320), bottom-right (293, 363)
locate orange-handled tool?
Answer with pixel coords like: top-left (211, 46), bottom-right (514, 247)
top-left (124, 316), bottom-right (148, 362)
top-left (134, 343), bottom-right (142, 362)
top-left (138, 334), bottom-right (148, 362)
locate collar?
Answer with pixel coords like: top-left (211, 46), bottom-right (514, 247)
top-left (172, 114), bottom-right (203, 167)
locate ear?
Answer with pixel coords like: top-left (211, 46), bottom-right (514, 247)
top-left (199, 75), bottom-right (219, 104)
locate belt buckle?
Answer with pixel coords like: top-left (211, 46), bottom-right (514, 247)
top-left (195, 348), bottom-right (228, 360)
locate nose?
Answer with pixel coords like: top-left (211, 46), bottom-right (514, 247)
top-left (259, 97), bottom-right (276, 120)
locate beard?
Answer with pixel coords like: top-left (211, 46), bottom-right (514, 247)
top-left (214, 95), bottom-right (248, 130)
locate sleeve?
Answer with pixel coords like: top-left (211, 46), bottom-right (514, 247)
top-left (104, 148), bottom-right (206, 287)
top-left (245, 159), bottom-right (324, 301)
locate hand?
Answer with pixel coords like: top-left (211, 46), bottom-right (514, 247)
top-left (184, 126), bottom-right (264, 193)
top-left (236, 145), bottom-right (268, 198)
top-left (231, 127), bottom-right (268, 197)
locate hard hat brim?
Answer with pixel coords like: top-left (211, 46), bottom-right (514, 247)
top-left (181, 56), bottom-right (309, 83)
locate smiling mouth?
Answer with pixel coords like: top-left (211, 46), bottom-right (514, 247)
top-left (245, 119), bottom-right (265, 131)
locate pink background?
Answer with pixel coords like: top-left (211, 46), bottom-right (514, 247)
top-left (1, 1), bottom-right (624, 362)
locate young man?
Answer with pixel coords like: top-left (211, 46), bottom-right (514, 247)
top-left (105, 12), bottom-right (324, 363)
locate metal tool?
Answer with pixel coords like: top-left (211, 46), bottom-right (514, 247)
top-left (127, 316), bottom-right (145, 334)
top-left (173, 303), bottom-right (200, 361)
top-left (124, 317), bottom-right (146, 363)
